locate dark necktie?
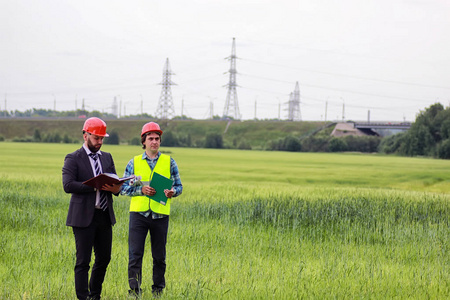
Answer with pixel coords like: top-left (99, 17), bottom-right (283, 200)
top-left (89, 153), bottom-right (108, 211)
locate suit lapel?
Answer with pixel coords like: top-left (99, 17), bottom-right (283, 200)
top-left (78, 147), bottom-right (95, 178)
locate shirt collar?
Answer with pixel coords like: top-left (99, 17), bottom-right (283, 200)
top-left (83, 144), bottom-right (102, 156)
top-left (142, 151), bottom-right (160, 161)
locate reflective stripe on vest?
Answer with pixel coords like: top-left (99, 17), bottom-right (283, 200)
top-left (129, 153), bottom-right (171, 215)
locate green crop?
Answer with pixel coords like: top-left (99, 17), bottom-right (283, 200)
top-left (0, 143), bottom-right (448, 299)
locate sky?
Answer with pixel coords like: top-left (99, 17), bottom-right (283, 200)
top-left (1, 0), bottom-right (449, 122)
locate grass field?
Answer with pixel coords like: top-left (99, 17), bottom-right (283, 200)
top-left (0, 142), bottom-right (449, 299)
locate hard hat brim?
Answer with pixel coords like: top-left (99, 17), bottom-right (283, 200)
top-left (141, 130), bottom-right (163, 137)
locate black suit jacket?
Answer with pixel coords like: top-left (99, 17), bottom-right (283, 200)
top-left (62, 147), bottom-right (117, 227)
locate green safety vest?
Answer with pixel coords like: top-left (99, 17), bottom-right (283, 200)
top-left (130, 153), bottom-right (172, 215)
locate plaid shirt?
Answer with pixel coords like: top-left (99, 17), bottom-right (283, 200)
top-left (120, 151), bottom-right (183, 219)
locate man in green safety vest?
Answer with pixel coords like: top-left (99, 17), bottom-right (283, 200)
top-left (120, 121), bottom-right (183, 298)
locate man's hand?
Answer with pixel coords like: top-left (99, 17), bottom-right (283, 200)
top-left (102, 183), bottom-right (123, 194)
top-left (164, 189), bottom-right (175, 198)
top-left (142, 186), bottom-right (156, 196)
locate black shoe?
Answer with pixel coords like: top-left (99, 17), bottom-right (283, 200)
top-left (87, 296), bottom-right (101, 300)
top-left (152, 288), bottom-right (163, 298)
top-left (128, 289), bottom-right (142, 299)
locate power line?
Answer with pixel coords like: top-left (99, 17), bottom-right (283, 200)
top-left (241, 73), bottom-right (432, 103)
top-left (243, 58), bottom-right (450, 90)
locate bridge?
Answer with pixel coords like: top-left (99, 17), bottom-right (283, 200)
top-left (331, 121), bottom-right (412, 137)
top-left (354, 122), bottom-right (411, 137)
top-left (354, 122), bottom-right (412, 130)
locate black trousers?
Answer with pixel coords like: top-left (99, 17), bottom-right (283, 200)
top-left (72, 209), bottom-right (112, 300)
top-left (128, 212), bottom-right (169, 293)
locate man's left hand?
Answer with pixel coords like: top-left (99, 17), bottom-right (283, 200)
top-left (164, 189), bottom-right (175, 198)
top-left (102, 183), bottom-right (123, 194)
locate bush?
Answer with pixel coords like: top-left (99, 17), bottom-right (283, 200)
top-left (342, 135), bottom-right (381, 153)
top-left (161, 131), bottom-right (179, 147)
top-left (328, 138), bottom-right (348, 152)
top-left (129, 137), bottom-right (141, 146)
top-left (178, 134), bottom-right (192, 147)
top-left (104, 130), bottom-right (119, 145)
top-left (205, 132), bottom-right (223, 148)
top-left (63, 134), bottom-right (72, 144)
top-left (237, 140), bottom-right (252, 150)
top-left (441, 119), bottom-right (450, 139)
top-left (267, 134), bottom-right (301, 151)
top-left (12, 136), bottom-right (33, 142)
top-left (42, 133), bottom-right (62, 143)
top-left (301, 136), bottom-right (329, 152)
top-left (437, 139), bottom-right (450, 159)
top-left (284, 135), bottom-right (301, 152)
top-left (378, 132), bottom-right (406, 154)
top-left (398, 103), bottom-right (450, 157)
top-left (33, 129), bottom-right (41, 142)
top-left (266, 138), bottom-right (282, 151)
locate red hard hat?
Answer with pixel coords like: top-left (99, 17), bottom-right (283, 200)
top-left (82, 117), bottom-right (109, 137)
top-left (141, 122), bottom-right (163, 137)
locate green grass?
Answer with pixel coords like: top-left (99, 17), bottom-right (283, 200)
top-left (0, 142), bottom-right (449, 299)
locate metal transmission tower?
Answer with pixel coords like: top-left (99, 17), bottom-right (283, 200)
top-left (222, 37), bottom-right (241, 120)
top-left (112, 96), bottom-right (119, 117)
top-left (287, 81), bottom-right (301, 121)
top-left (156, 58), bottom-right (176, 119)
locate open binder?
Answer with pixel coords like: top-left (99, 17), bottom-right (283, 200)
top-left (83, 173), bottom-right (135, 190)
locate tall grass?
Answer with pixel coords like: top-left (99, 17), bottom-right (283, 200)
top-left (0, 142), bottom-right (449, 299)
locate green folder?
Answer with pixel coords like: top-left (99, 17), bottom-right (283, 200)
top-left (148, 172), bottom-right (174, 206)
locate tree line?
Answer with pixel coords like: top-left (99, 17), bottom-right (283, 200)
top-left (378, 103), bottom-right (450, 159)
top-left (1, 103), bottom-right (449, 159)
top-left (157, 102), bottom-right (450, 159)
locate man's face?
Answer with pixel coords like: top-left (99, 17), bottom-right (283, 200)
top-left (143, 132), bottom-right (161, 153)
top-left (84, 133), bottom-right (104, 153)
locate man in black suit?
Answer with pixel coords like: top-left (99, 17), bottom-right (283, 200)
top-left (62, 117), bottom-right (122, 300)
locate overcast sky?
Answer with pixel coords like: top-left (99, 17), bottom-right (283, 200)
top-left (1, 0), bottom-right (449, 121)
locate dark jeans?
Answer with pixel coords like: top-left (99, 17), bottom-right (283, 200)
top-left (128, 212), bottom-right (169, 293)
top-left (72, 209), bottom-right (112, 300)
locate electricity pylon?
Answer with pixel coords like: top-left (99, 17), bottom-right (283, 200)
top-left (287, 81), bottom-right (301, 121)
top-left (222, 37), bottom-right (241, 120)
top-left (156, 58), bottom-right (176, 119)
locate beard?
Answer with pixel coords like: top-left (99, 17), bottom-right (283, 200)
top-left (87, 137), bottom-right (101, 153)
